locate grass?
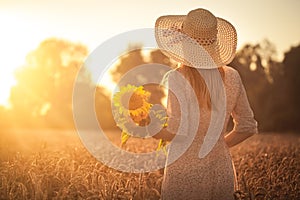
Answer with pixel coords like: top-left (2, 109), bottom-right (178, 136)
top-left (0, 130), bottom-right (299, 199)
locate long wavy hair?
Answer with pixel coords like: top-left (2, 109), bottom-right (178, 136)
top-left (177, 64), bottom-right (225, 110)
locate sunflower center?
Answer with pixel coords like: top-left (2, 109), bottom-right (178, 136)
top-left (129, 92), bottom-right (144, 110)
top-left (120, 91), bottom-right (144, 110)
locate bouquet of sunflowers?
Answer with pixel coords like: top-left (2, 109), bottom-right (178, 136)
top-left (112, 84), bottom-right (168, 153)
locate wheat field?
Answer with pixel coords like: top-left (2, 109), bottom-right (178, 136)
top-left (0, 130), bottom-right (299, 200)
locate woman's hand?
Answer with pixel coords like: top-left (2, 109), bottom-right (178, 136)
top-left (152, 128), bottom-right (175, 141)
top-left (152, 131), bottom-right (165, 140)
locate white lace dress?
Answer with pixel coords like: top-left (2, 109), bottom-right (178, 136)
top-left (161, 66), bottom-right (258, 200)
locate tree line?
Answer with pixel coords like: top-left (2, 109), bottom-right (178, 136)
top-left (0, 38), bottom-right (299, 133)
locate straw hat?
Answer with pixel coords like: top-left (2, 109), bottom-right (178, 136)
top-left (155, 8), bottom-right (237, 68)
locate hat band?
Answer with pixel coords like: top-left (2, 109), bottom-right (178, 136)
top-left (181, 23), bottom-right (217, 46)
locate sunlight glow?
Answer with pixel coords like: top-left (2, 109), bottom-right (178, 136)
top-left (0, 12), bottom-right (38, 107)
top-left (98, 72), bottom-right (117, 96)
top-left (0, 73), bottom-right (16, 107)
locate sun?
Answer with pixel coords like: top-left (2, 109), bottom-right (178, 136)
top-left (0, 12), bottom-right (39, 107)
top-left (0, 30), bottom-right (22, 107)
top-left (0, 71), bottom-right (16, 108)
top-left (0, 39), bottom-right (21, 107)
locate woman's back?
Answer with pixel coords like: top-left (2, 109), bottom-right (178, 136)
top-left (162, 66), bottom-right (256, 200)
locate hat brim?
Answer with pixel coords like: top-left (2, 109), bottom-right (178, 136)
top-left (155, 15), bottom-right (237, 68)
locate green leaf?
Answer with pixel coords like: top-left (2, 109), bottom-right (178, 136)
top-left (121, 131), bottom-right (131, 145)
top-left (156, 139), bottom-right (167, 155)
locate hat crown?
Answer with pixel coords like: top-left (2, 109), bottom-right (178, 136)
top-left (182, 9), bottom-right (218, 41)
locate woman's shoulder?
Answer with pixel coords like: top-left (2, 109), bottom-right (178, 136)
top-left (223, 66), bottom-right (243, 90)
top-left (223, 65), bottom-right (239, 75)
top-left (223, 66), bottom-right (242, 81)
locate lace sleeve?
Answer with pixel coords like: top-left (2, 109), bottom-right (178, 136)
top-left (231, 72), bottom-right (258, 134)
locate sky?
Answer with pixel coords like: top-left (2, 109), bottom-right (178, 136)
top-left (0, 0), bottom-right (299, 106)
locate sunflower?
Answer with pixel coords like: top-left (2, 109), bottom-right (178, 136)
top-left (113, 84), bottom-right (152, 123)
top-left (112, 84), bottom-right (169, 153)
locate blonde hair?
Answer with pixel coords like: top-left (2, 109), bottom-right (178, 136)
top-left (177, 64), bottom-right (225, 110)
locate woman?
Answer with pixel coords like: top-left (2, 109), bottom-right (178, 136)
top-left (153, 8), bottom-right (258, 199)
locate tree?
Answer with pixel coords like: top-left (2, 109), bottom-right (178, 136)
top-left (229, 39), bottom-right (290, 131)
top-left (110, 44), bottom-right (146, 83)
top-left (231, 40), bottom-right (300, 132)
top-left (279, 45), bottom-right (300, 131)
top-left (10, 38), bottom-right (90, 129)
top-left (95, 86), bottom-right (116, 130)
top-left (110, 45), bottom-right (174, 106)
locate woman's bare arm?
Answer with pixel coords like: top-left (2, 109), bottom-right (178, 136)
top-left (152, 128), bottom-right (175, 141)
top-left (224, 131), bottom-right (254, 148)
